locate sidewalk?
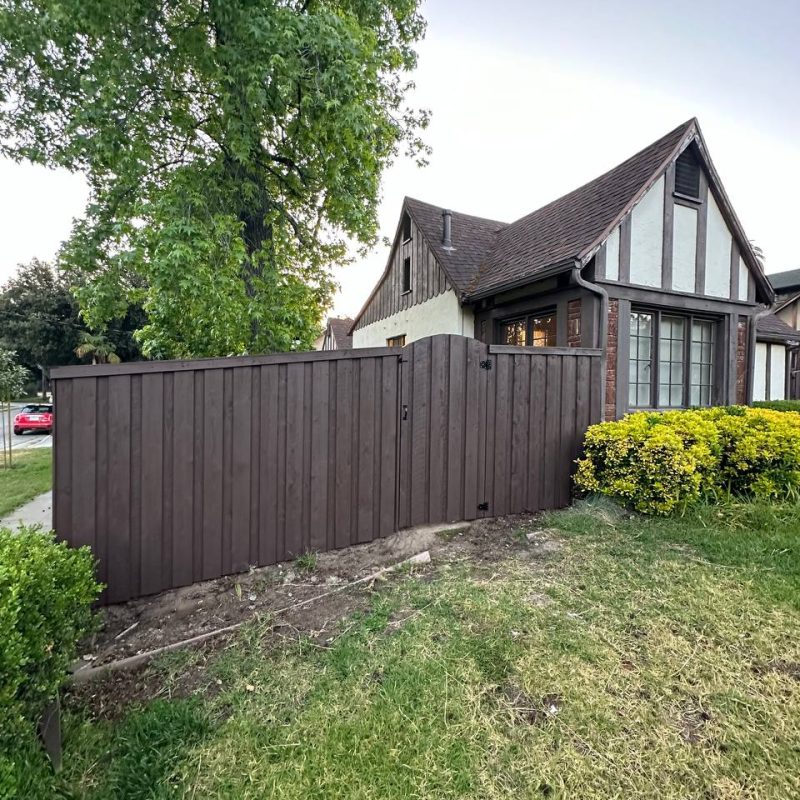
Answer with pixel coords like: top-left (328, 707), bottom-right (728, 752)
top-left (0, 490), bottom-right (53, 530)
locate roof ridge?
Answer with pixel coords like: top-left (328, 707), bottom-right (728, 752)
top-left (404, 196), bottom-right (509, 229)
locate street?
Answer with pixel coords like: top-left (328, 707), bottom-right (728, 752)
top-left (0, 402), bottom-right (53, 453)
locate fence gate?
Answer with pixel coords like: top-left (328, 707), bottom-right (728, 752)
top-left (52, 335), bottom-right (601, 603)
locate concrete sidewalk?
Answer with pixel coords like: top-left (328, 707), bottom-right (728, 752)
top-left (0, 490), bottom-right (53, 530)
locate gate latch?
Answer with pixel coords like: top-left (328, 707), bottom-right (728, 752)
top-left (479, 360), bottom-right (492, 370)
top-left (477, 502), bottom-right (489, 512)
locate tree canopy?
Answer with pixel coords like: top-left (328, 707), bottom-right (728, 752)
top-left (0, 0), bottom-right (429, 358)
top-left (0, 260), bottom-right (142, 374)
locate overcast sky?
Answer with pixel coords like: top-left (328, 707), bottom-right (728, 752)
top-left (1, 0), bottom-right (798, 319)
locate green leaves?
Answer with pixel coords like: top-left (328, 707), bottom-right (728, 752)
top-left (1, 0), bottom-right (429, 357)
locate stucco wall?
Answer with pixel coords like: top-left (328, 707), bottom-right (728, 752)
top-left (672, 204), bottom-right (697, 293)
top-left (352, 289), bottom-right (474, 348)
top-left (704, 194), bottom-right (732, 298)
top-left (629, 176), bottom-right (664, 287)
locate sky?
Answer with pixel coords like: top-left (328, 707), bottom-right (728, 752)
top-left (1, 0), bottom-right (798, 319)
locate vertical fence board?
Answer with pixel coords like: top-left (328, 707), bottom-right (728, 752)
top-left (106, 376), bottom-right (131, 603)
top-left (52, 337), bottom-right (601, 603)
top-left (172, 371), bottom-right (195, 589)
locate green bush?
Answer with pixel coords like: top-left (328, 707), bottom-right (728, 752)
top-left (575, 406), bottom-right (800, 515)
top-left (0, 527), bottom-right (101, 793)
top-left (752, 399), bottom-right (800, 413)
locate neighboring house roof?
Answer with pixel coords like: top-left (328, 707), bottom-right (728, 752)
top-left (402, 119), bottom-right (773, 304)
top-left (326, 317), bottom-right (353, 349)
top-left (768, 268), bottom-right (800, 294)
top-left (757, 313), bottom-right (800, 344)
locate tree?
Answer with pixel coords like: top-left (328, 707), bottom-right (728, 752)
top-left (74, 331), bottom-right (122, 365)
top-left (0, 260), bottom-right (143, 384)
top-left (0, 260), bottom-right (83, 376)
top-left (0, 0), bottom-right (429, 358)
top-left (0, 349), bottom-right (29, 467)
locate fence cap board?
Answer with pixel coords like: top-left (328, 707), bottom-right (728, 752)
top-left (50, 346), bottom-right (402, 380)
top-left (489, 345), bottom-right (603, 357)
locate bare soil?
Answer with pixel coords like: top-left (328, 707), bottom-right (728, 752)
top-left (79, 513), bottom-right (545, 666)
top-left (67, 513), bottom-right (554, 718)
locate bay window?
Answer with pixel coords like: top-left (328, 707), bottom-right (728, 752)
top-left (628, 309), bottom-right (717, 409)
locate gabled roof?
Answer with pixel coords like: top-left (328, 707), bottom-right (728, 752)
top-left (774, 290), bottom-right (800, 314)
top-left (757, 313), bottom-right (800, 343)
top-left (768, 268), bottom-right (800, 293)
top-left (326, 317), bottom-right (353, 349)
top-left (467, 119), bottom-right (696, 297)
top-left (404, 197), bottom-right (507, 292)
top-left (408, 119), bottom-right (772, 304)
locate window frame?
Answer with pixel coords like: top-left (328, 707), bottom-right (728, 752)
top-left (401, 255), bottom-right (412, 294)
top-left (386, 334), bottom-right (406, 348)
top-left (627, 307), bottom-right (719, 411)
top-left (498, 308), bottom-right (558, 348)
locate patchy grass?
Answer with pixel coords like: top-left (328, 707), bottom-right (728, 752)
top-left (0, 447), bottom-right (52, 519)
top-left (294, 550), bottom-right (318, 573)
top-left (44, 501), bottom-right (800, 798)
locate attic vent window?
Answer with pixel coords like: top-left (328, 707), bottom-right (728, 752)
top-left (402, 212), bottom-right (412, 242)
top-left (675, 150), bottom-right (701, 199)
top-left (402, 256), bottom-right (411, 293)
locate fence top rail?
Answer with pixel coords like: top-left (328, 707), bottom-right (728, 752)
top-left (488, 344), bottom-right (603, 357)
top-left (50, 346), bottom-right (402, 380)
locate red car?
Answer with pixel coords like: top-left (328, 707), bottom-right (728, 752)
top-left (14, 404), bottom-right (53, 435)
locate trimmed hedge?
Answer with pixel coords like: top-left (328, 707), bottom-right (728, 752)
top-left (0, 527), bottom-right (101, 792)
top-left (575, 406), bottom-right (800, 515)
top-left (752, 399), bottom-right (800, 414)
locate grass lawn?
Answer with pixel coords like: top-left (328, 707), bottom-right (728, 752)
top-left (0, 447), bottom-right (52, 519)
top-left (30, 500), bottom-right (800, 799)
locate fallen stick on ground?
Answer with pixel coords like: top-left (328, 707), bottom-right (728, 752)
top-left (69, 550), bottom-right (431, 683)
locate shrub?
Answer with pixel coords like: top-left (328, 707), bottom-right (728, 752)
top-left (752, 399), bottom-right (800, 414)
top-left (0, 527), bottom-right (101, 791)
top-left (575, 407), bottom-right (800, 515)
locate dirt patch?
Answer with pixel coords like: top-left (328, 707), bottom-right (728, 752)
top-left (752, 659), bottom-right (800, 681)
top-left (500, 685), bottom-right (563, 726)
top-left (72, 513), bottom-right (561, 714)
top-left (680, 705), bottom-right (712, 744)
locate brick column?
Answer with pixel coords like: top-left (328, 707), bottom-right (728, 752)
top-left (605, 299), bottom-right (619, 420)
top-left (736, 317), bottom-right (747, 405)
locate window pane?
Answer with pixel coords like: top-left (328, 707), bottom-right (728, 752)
top-left (658, 315), bottom-right (685, 408)
top-left (501, 320), bottom-right (526, 346)
top-left (689, 320), bottom-right (714, 407)
top-left (531, 314), bottom-right (556, 347)
top-left (629, 311), bottom-right (654, 408)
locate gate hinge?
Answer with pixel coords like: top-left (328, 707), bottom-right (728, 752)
top-left (479, 359), bottom-right (492, 370)
top-left (477, 502), bottom-right (489, 512)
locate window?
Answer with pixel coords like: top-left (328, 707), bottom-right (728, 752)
top-left (499, 311), bottom-right (557, 347)
top-left (387, 334), bottom-right (406, 347)
top-left (402, 256), bottom-right (411, 293)
top-left (675, 149), bottom-right (700, 199)
top-left (629, 309), bottom-right (716, 409)
top-left (401, 212), bottom-right (412, 242)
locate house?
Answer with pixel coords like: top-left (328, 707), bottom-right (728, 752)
top-left (350, 118), bottom-right (775, 419)
top-left (758, 269), bottom-right (800, 400)
top-left (319, 317), bottom-right (354, 351)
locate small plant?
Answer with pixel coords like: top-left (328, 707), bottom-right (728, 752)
top-left (295, 551), bottom-right (318, 573)
top-left (0, 527), bottom-right (102, 792)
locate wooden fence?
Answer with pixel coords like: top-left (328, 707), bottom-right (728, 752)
top-left (51, 335), bottom-right (602, 603)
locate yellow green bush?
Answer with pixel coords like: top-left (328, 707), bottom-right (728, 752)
top-left (575, 406), bottom-right (800, 514)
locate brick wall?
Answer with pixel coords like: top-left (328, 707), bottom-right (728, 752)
top-left (736, 317), bottom-right (748, 405)
top-left (605, 299), bottom-right (619, 420)
top-left (567, 299), bottom-right (582, 347)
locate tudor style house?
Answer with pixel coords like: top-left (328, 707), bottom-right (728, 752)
top-left (350, 118), bottom-right (777, 419)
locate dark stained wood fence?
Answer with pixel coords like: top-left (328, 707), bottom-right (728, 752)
top-left (51, 335), bottom-right (601, 603)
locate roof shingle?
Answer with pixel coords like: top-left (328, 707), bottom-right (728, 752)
top-left (757, 313), bottom-right (800, 342)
